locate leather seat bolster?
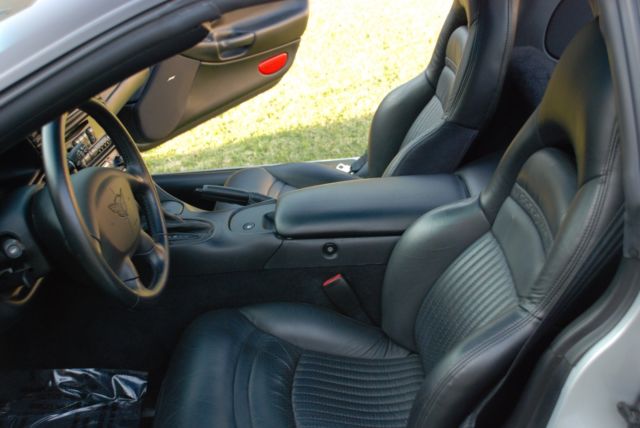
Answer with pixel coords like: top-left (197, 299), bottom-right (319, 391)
top-left (409, 310), bottom-right (537, 426)
top-left (367, 73), bottom-right (435, 178)
top-left (240, 303), bottom-right (411, 359)
top-left (446, 0), bottom-right (518, 128)
top-left (382, 197), bottom-right (491, 350)
top-left (383, 121), bottom-right (478, 177)
top-left (154, 310), bottom-right (297, 428)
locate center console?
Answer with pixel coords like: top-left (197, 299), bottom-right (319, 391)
top-left (159, 174), bottom-right (471, 276)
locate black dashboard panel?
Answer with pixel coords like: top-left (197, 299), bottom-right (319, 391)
top-left (27, 110), bottom-right (121, 175)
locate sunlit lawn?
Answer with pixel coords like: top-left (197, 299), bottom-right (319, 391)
top-left (143, 0), bottom-right (451, 173)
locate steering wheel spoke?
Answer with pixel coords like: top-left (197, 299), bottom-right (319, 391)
top-left (124, 173), bottom-right (149, 193)
top-left (118, 255), bottom-right (140, 283)
top-left (133, 230), bottom-right (166, 273)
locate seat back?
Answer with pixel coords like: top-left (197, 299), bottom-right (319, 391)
top-left (380, 19), bottom-right (622, 426)
top-left (366, 0), bottom-right (519, 178)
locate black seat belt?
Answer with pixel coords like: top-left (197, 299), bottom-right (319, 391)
top-left (349, 153), bottom-right (368, 174)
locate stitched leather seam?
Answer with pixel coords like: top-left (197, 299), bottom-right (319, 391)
top-left (535, 125), bottom-right (619, 316)
top-left (298, 362), bottom-right (422, 373)
top-left (417, 317), bottom-right (530, 420)
top-left (294, 391), bottom-right (422, 407)
top-left (454, 173), bottom-right (472, 198)
top-left (296, 416), bottom-right (404, 428)
top-left (296, 409), bottom-right (404, 427)
top-left (293, 405), bottom-right (414, 422)
top-left (413, 232), bottom-right (515, 359)
top-left (426, 4), bottom-right (466, 87)
top-left (450, 0), bottom-right (513, 128)
top-left (293, 388), bottom-right (422, 410)
top-left (446, 21), bottom-right (480, 114)
top-left (291, 350), bottom-right (302, 428)
top-left (247, 336), bottom-right (261, 428)
top-left (294, 397), bottom-right (417, 411)
top-left (544, 206), bottom-right (623, 317)
top-left (294, 371), bottom-right (423, 386)
top-left (445, 57), bottom-right (459, 73)
top-left (302, 353), bottom-right (415, 365)
top-left (235, 311), bottom-right (301, 427)
top-left (402, 96), bottom-right (445, 147)
top-left (233, 329), bottom-right (259, 428)
top-left (484, 231), bottom-right (519, 299)
top-left (385, 123), bottom-right (475, 176)
top-left (511, 184), bottom-right (554, 252)
top-left (479, 0), bottom-right (514, 125)
top-left (416, 314), bottom-right (534, 422)
top-left (264, 171), bottom-right (282, 197)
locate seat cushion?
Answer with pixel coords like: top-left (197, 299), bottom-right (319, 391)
top-left (155, 303), bottom-right (423, 428)
top-left (225, 162), bottom-right (358, 198)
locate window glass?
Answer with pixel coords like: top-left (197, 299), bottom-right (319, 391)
top-left (142, 0), bottom-right (451, 173)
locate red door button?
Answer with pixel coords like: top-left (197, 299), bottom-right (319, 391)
top-left (258, 53), bottom-right (288, 75)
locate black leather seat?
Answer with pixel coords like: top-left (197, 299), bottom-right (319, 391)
top-left (221, 0), bottom-right (518, 202)
top-left (155, 20), bottom-right (622, 428)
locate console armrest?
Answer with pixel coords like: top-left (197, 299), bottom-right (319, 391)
top-left (275, 175), bottom-right (469, 238)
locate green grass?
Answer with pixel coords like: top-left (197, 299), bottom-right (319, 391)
top-left (142, 0), bottom-right (451, 173)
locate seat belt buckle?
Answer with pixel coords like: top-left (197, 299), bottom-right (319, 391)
top-left (322, 274), bottom-right (372, 324)
top-left (336, 163), bottom-right (351, 173)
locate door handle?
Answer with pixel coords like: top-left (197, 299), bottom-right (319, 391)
top-left (182, 32), bottom-right (256, 62)
top-left (217, 33), bottom-right (255, 53)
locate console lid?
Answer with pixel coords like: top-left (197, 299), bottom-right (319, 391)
top-left (275, 175), bottom-right (469, 238)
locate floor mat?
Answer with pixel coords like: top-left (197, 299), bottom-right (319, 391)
top-left (0, 369), bottom-right (147, 427)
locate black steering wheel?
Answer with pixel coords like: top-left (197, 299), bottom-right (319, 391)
top-left (41, 99), bottom-right (169, 307)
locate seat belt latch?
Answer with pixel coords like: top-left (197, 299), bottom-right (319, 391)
top-left (322, 274), bottom-right (372, 324)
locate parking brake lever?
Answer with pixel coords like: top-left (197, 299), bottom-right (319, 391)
top-left (196, 185), bottom-right (272, 206)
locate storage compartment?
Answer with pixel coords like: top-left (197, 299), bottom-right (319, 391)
top-left (159, 174), bottom-right (473, 274)
top-left (274, 175), bottom-right (469, 238)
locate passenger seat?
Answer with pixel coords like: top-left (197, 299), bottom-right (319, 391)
top-left (220, 0), bottom-right (519, 202)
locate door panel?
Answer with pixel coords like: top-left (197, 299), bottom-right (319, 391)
top-left (121, 0), bottom-right (308, 150)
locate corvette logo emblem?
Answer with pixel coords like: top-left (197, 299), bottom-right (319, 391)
top-left (108, 189), bottom-right (128, 218)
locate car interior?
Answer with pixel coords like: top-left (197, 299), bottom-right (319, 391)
top-left (0, 0), bottom-right (633, 426)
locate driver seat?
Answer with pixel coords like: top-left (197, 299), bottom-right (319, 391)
top-left (155, 21), bottom-right (622, 427)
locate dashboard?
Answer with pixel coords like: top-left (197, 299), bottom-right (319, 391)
top-left (27, 107), bottom-right (121, 175)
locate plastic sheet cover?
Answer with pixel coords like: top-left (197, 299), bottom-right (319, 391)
top-left (0, 368), bottom-right (147, 427)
